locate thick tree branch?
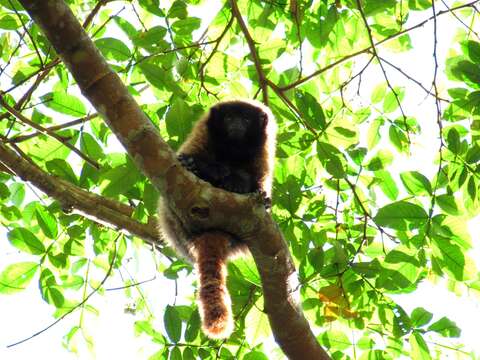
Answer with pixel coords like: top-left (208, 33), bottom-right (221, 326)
top-left (17, 0), bottom-right (330, 358)
top-left (0, 141), bottom-right (158, 244)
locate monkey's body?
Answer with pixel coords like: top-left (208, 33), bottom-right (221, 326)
top-left (158, 100), bottom-right (276, 338)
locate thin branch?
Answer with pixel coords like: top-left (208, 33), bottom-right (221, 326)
top-left (230, 0), bottom-right (269, 105)
top-left (7, 235), bottom-right (119, 348)
top-left (0, 96), bottom-right (100, 169)
top-left (440, 0), bottom-right (480, 39)
top-left (9, 113), bottom-right (98, 143)
top-left (105, 275), bottom-right (156, 291)
top-left (198, 15), bottom-right (234, 96)
top-left (8, 0), bottom-right (44, 66)
top-left (355, 0), bottom-right (411, 145)
top-left (375, 53), bottom-right (449, 102)
top-left (424, 0), bottom-right (445, 239)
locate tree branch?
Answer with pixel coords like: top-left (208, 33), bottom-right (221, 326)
top-left (17, 0), bottom-right (331, 358)
top-left (230, 0), bottom-right (269, 105)
top-left (0, 141), bottom-right (159, 244)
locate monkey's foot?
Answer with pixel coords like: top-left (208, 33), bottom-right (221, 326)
top-left (253, 190), bottom-right (271, 209)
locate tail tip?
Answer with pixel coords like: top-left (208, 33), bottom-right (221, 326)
top-left (202, 313), bottom-right (234, 339)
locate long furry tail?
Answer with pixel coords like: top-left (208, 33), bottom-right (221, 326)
top-left (193, 232), bottom-right (233, 339)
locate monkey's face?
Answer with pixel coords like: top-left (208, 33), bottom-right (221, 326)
top-left (208, 101), bottom-right (268, 160)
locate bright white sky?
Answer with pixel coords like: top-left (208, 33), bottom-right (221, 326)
top-left (1, 1), bottom-right (479, 359)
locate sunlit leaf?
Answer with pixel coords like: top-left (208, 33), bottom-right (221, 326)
top-left (0, 262), bottom-right (38, 294)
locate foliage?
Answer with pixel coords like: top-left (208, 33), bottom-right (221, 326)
top-left (0, 0), bottom-right (479, 358)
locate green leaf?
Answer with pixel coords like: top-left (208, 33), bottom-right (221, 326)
top-left (10, 183), bottom-right (25, 206)
top-left (164, 305), bottom-right (182, 343)
top-left (101, 164), bottom-right (141, 197)
top-left (184, 310), bottom-right (200, 342)
top-left (168, 0), bottom-right (188, 19)
top-left (308, 248), bottom-right (324, 272)
top-left (451, 60), bottom-right (480, 87)
top-left (170, 347), bottom-right (181, 360)
top-left (366, 150), bottom-right (393, 171)
top-left (0, 14), bottom-right (20, 30)
top-left (409, 0), bottom-right (432, 10)
top-left (427, 317), bottom-right (461, 337)
top-left (374, 201), bottom-right (428, 230)
top-left (244, 351), bottom-right (269, 360)
top-left (245, 298), bottom-right (270, 346)
top-left (8, 228), bottom-right (46, 255)
top-left (436, 194), bottom-right (460, 215)
top-left (409, 331), bottom-right (431, 360)
top-left (389, 125), bottom-right (408, 152)
top-left (171, 17), bottom-right (201, 36)
top-left (383, 87), bottom-right (405, 113)
top-left (431, 238), bottom-right (475, 281)
top-left (446, 128), bottom-right (460, 154)
top-left (371, 83), bottom-right (387, 103)
top-left (400, 171), bottom-right (432, 196)
top-left (80, 133), bottom-right (104, 161)
top-left (42, 92), bottom-right (87, 117)
top-left (133, 26), bottom-right (167, 51)
top-left (325, 155), bottom-right (345, 178)
top-left (165, 98), bottom-right (194, 144)
top-left (46, 159), bottom-right (78, 184)
top-left (319, 329), bottom-right (351, 350)
top-left (374, 170), bottom-right (399, 200)
top-left (465, 40), bottom-right (480, 63)
top-left (39, 268), bottom-right (65, 307)
top-left (295, 91), bottom-right (326, 130)
top-left (95, 37), bottom-right (131, 61)
top-left (467, 176), bottom-right (476, 201)
top-left (0, 183), bottom-right (10, 199)
top-left (231, 258), bottom-right (261, 286)
top-left (411, 307), bottom-right (433, 327)
top-left (465, 144), bottom-right (480, 163)
top-left (0, 262), bottom-right (38, 294)
top-left (367, 117), bottom-right (384, 149)
top-left (35, 204), bottom-right (58, 239)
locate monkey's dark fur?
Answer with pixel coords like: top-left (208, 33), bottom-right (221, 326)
top-left (157, 100), bottom-right (276, 339)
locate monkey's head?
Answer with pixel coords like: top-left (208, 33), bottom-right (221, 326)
top-left (207, 100), bottom-right (269, 161)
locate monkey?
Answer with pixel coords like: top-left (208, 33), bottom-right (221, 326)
top-left (157, 99), bottom-right (276, 339)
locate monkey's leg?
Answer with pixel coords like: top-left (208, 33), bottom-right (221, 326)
top-left (193, 232), bottom-right (234, 339)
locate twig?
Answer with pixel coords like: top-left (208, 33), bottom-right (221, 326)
top-left (355, 0), bottom-right (411, 145)
top-left (105, 275), bottom-right (156, 291)
top-left (424, 0), bottom-right (445, 239)
top-left (230, 0), bottom-right (269, 105)
top-left (9, 113), bottom-right (98, 143)
top-left (375, 53), bottom-right (449, 102)
top-left (198, 15), bottom-right (234, 96)
top-left (0, 97), bottom-right (100, 169)
top-left (8, 0), bottom-right (44, 66)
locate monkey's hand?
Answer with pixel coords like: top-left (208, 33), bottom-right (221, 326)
top-left (178, 154), bottom-right (230, 184)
